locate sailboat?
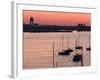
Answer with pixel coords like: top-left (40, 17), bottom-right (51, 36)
top-left (75, 39), bottom-right (82, 50)
top-left (86, 46), bottom-right (91, 51)
top-left (73, 38), bottom-right (83, 66)
top-left (73, 54), bottom-right (82, 62)
top-left (63, 36), bottom-right (73, 53)
top-left (86, 37), bottom-right (91, 51)
top-left (58, 33), bottom-right (73, 56)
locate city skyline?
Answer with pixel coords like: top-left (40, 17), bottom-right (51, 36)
top-left (23, 10), bottom-right (91, 26)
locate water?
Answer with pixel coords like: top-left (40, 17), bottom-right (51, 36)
top-left (23, 31), bottom-right (90, 69)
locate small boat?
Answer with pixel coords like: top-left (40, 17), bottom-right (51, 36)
top-left (86, 46), bottom-right (91, 51)
top-left (75, 46), bottom-right (82, 49)
top-left (75, 38), bottom-right (83, 50)
top-left (64, 48), bottom-right (73, 53)
top-left (73, 54), bottom-right (82, 62)
top-left (58, 50), bottom-right (70, 56)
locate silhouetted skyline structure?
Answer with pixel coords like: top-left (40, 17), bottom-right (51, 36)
top-left (23, 17), bottom-right (91, 32)
top-left (30, 16), bottom-right (34, 24)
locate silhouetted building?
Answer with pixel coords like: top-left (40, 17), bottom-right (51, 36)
top-left (78, 24), bottom-right (86, 27)
top-left (78, 24), bottom-right (84, 27)
top-left (83, 24), bottom-right (86, 26)
top-left (30, 16), bottom-right (34, 24)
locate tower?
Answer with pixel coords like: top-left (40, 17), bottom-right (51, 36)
top-left (30, 16), bottom-right (34, 24)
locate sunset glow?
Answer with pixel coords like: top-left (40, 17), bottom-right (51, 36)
top-left (23, 10), bottom-right (91, 26)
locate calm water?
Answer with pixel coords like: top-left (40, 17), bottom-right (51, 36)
top-left (23, 31), bottom-right (90, 69)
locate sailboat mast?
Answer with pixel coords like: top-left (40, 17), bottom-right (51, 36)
top-left (81, 48), bottom-right (83, 66)
top-left (68, 36), bottom-right (69, 49)
top-left (75, 39), bottom-right (78, 54)
top-left (52, 42), bottom-right (55, 68)
top-left (62, 33), bottom-right (64, 50)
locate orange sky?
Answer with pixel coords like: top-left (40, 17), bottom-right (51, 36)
top-left (23, 10), bottom-right (91, 26)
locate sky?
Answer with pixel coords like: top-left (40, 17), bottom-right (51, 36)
top-left (23, 10), bottom-right (91, 26)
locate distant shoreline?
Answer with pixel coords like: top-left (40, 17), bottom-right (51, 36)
top-left (23, 24), bottom-right (91, 33)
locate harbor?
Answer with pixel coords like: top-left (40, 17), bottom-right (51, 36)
top-left (23, 31), bottom-right (90, 69)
